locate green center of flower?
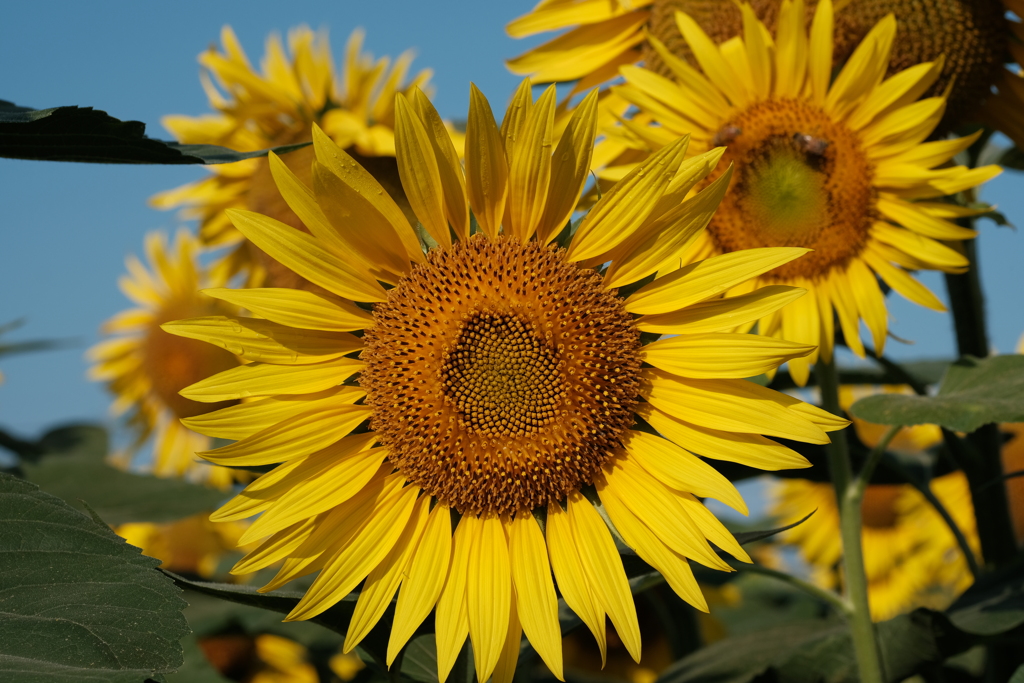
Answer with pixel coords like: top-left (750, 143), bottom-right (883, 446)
top-left (741, 142), bottom-right (829, 247)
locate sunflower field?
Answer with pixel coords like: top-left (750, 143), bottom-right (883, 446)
top-left (3, 1), bottom-right (1024, 682)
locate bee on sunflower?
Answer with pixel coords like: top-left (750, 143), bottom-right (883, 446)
top-left (162, 80), bottom-right (847, 682)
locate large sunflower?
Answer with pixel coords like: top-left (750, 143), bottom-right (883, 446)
top-left (508, 0), bottom-right (1021, 143)
top-left (88, 229), bottom-right (242, 489)
top-left (163, 81), bottom-right (846, 682)
top-left (605, 0), bottom-right (999, 385)
top-left (152, 26), bottom-right (435, 287)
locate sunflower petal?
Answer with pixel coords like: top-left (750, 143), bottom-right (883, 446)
top-left (202, 287), bottom-right (374, 332)
top-left (509, 84), bottom-right (556, 241)
top-left (394, 93), bottom-right (451, 248)
top-left (411, 87), bottom-right (470, 240)
top-left (180, 356), bottom-right (364, 402)
top-left (636, 285), bottom-right (807, 335)
top-left (510, 513), bottom-right (563, 679)
top-left (466, 515), bottom-right (512, 683)
top-left (466, 84), bottom-right (509, 238)
top-left (642, 331), bottom-right (813, 380)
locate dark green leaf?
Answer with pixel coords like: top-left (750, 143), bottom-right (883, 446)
top-left (400, 636), bottom-right (442, 683)
top-left (947, 560), bottom-right (1024, 636)
top-left (850, 355), bottom-right (1024, 432)
top-left (0, 473), bottom-right (189, 682)
top-left (19, 425), bottom-right (227, 524)
top-left (0, 101), bottom-right (309, 165)
top-left (1010, 664), bottom-right (1024, 683)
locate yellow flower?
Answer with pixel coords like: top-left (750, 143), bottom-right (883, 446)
top-left (199, 633), bottom-right (318, 683)
top-left (116, 513), bottom-right (248, 578)
top-left (772, 385), bottom-right (979, 620)
top-left (603, 0), bottom-right (1000, 385)
top-left (88, 229), bottom-right (242, 489)
top-left (163, 80), bottom-right (846, 683)
top-left (151, 26), bottom-right (435, 287)
top-left (508, 0), bottom-right (1018, 144)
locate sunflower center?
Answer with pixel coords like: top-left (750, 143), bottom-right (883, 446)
top-left (442, 313), bottom-right (563, 436)
top-left (361, 236), bottom-right (642, 516)
top-left (861, 485), bottom-right (903, 529)
top-left (703, 99), bottom-right (875, 281)
top-left (142, 305), bottom-right (240, 419)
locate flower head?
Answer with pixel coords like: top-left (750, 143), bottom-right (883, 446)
top-left (88, 229), bottom-right (242, 488)
top-left (608, 0), bottom-right (1000, 384)
top-left (165, 80), bottom-right (846, 682)
top-left (152, 26), bottom-right (435, 286)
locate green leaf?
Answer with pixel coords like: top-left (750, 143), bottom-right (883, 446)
top-left (850, 355), bottom-right (1024, 432)
top-left (947, 560), bottom-right (1024, 636)
top-left (18, 424), bottom-right (227, 524)
top-left (0, 473), bottom-right (189, 682)
top-left (0, 101), bottom-right (309, 165)
top-left (655, 610), bottom-right (960, 683)
top-left (1010, 664), bottom-right (1024, 683)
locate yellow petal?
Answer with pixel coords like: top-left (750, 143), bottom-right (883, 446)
top-left (180, 357), bottom-right (363, 402)
top-left (311, 124), bottom-right (424, 263)
top-left (466, 84), bottom-right (509, 238)
top-left (500, 79), bottom-right (534, 158)
top-left (601, 459), bottom-right (731, 571)
top-left (436, 519), bottom-right (472, 683)
top-left (508, 84), bottom-right (556, 242)
top-left (824, 13), bottom-right (896, 119)
top-left (466, 515), bottom-right (512, 683)
top-left (625, 248), bottom-right (810, 315)
top-left (226, 209), bottom-right (386, 303)
top-left (641, 368), bottom-right (830, 444)
top-left (344, 494), bottom-right (430, 653)
top-left (567, 136), bottom-right (689, 262)
top-left (395, 93), bottom-right (451, 248)
top-left (673, 492), bottom-right (751, 563)
top-left (774, 0), bottom-right (808, 99)
top-left (202, 287), bottom-right (374, 332)
top-left (876, 196), bottom-right (977, 241)
top-left (492, 591), bottom-right (523, 683)
top-left (567, 492), bottom-right (641, 663)
top-left (536, 89), bottom-right (599, 244)
top-left (807, 0), bottom-right (833, 105)
top-left (230, 517), bottom-right (318, 576)
top-left (411, 87), bottom-right (470, 240)
top-left (287, 483), bottom-right (419, 621)
top-left (622, 430), bottom-right (747, 515)
top-left (183, 386), bottom-right (364, 440)
top-left (199, 404), bottom-right (372, 467)
top-left (547, 503), bottom-right (607, 665)
top-left (824, 271), bottom-right (866, 357)
top-left (598, 483), bottom-right (708, 611)
top-left (642, 331), bottom-right (814, 380)
top-left (636, 285), bottom-right (807, 335)
top-left (162, 316), bottom-right (360, 365)
top-left (509, 513), bottom-right (563, 680)
top-left (870, 223), bottom-right (969, 271)
top-left (862, 249), bottom-right (945, 312)
top-left (674, 10), bottom-right (748, 108)
top-left (388, 504), bottom-right (453, 665)
top-left (847, 257), bottom-right (888, 354)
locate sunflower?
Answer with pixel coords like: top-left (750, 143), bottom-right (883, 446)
top-left (88, 229), bottom-right (243, 489)
top-left (151, 26), bottom-right (435, 287)
top-left (199, 633), bottom-right (319, 683)
top-left (508, 0), bottom-right (1017, 142)
top-left (162, 80), bottom-right (846, 682)
top-left (116, 513), bottom-right (249, 579)
top-left (772, 385), bottom-right (979, 620)
top-left (607, 0), bottom-right (1000, 385)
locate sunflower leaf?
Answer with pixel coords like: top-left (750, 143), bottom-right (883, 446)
top-left (946, 557), bottom-right (1024, 636)
top-left (0, 473), bottom-right (189, 682)
top-left (0, 101), bottom-right (309, 164)
top-left (850, 355), bottom-right (1024, 432)
top-left (14, 423), bottom-right (227, 524)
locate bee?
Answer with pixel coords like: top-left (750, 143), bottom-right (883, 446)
top-left (793, 132), bottom-right (830, 156)
top-left (711, 125), bottom-right (742, 147)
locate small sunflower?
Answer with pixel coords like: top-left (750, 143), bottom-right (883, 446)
top-left (88, 229), bottom-right (243, 489)
top-left (163, 80), bottom-right (846, 682)
top-left (116, 513), bottom-right (249, 579)
top-left (152, 26), bottom-right (435, 287)
top-left (607, 0), bottom-right (1000, 384)
top-left (773, 385), bottom-right (979, 621)
top-left (199, 633), bottom-right (319, 683)
top-left (508, 0), bottom-right (1017, 141)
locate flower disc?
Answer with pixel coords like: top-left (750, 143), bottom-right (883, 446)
top-left (361, 236), bottom-right (642, 516)
top-left (703, 99), bottom-right (874, 281)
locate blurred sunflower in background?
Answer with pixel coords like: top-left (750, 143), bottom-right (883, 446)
top-left (772, 385), bottom-right (980, 621)
top-left (88, 229), bottom-right (242, 489)
top-left (198, 633), bottom-right (320, 683)
top-left (162, 79), bottom-right (848, 682)
top-left (116, 513), bottom-right (249, 579)
top-left (599, 0), bottom-right (1000, 385)
top-left (508, 0), bottom-right (1024, 147)
top-left (152, 26), bottom-right (437, 287)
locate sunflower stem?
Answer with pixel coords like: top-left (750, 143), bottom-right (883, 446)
top-left (727, 561), bottom-right (853, 617)
top-left (816, 358), bottom-right (885, 683)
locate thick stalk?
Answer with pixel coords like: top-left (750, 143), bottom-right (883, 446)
top-left (943, 239), bottom-right (1016, 566)
top-left (816, 359), bottom-right (885, 683)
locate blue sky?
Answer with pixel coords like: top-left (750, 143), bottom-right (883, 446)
top-left (2, 0), bottom-right (1023, 442)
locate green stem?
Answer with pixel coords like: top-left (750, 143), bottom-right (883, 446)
top-left (727, 561), bottom-right (852, 617)
top-left (816, 358), bottom-right (885, 683)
